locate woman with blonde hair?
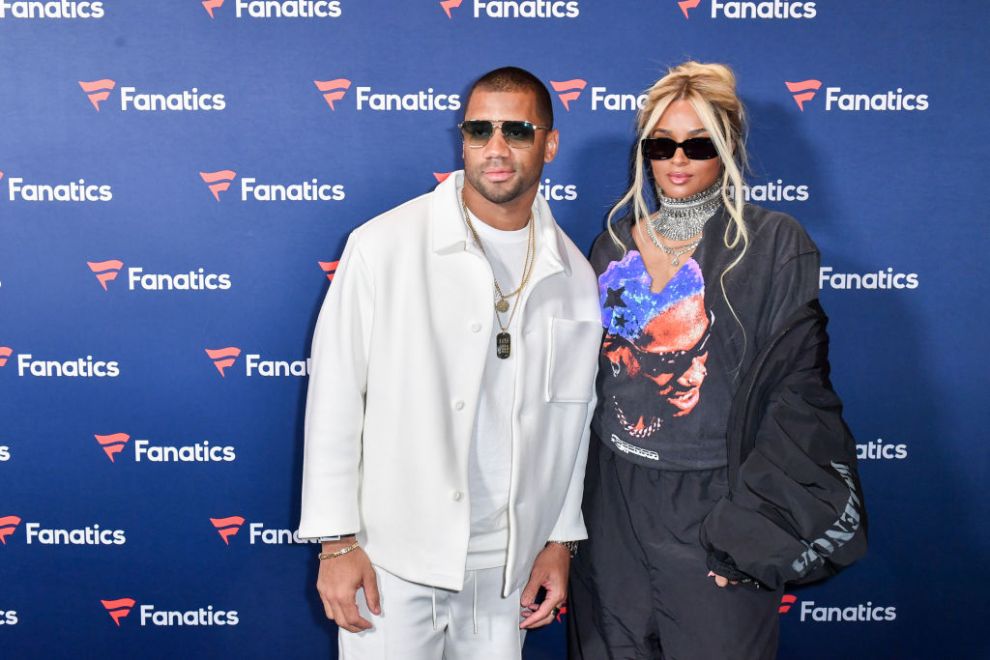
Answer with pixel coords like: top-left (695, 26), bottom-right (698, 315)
top-left (567, 61), bottom-right (867, 659)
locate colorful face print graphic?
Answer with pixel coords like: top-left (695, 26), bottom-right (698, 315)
top-left (599, 252), bottom-right (713, 438)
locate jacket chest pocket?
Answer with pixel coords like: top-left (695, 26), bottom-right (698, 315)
top-left (545, 318), bottom-right (602, 403)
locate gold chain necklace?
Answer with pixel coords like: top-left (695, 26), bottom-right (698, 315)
top-left (460, 193), bottom-right (537, 359)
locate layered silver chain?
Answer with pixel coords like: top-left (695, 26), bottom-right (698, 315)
top-left (650, 180), bottom-right (723, 241)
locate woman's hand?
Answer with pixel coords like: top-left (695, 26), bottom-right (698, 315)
top-left (708, 570), bottom-right (738, 588)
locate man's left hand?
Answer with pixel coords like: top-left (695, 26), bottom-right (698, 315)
top-left (519, 542), bottom-right (570, 629)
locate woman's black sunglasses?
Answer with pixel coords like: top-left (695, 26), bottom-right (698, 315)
top-left (641, 137), bottom-right (719, 161)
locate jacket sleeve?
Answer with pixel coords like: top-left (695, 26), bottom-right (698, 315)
top-left (764, 250), bottom-right (820, 338)
top-left (699, 325), bottom-right (868, 589)
top-left (548, 393), bottom-right (596, 543)
top-left (297, 231), bottom-right (375, 538)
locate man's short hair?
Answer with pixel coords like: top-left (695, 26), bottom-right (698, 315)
top-left (466, 66), bottom-right (554, 129)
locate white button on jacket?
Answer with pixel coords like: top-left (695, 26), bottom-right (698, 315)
top-left (298, 171), bottom-right (602, 595)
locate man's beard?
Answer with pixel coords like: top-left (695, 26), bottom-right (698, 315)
top-left (465, 166), bottom-right (531, 205)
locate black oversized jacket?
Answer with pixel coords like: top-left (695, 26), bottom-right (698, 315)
top-left (700, 299), bottom-right (868, 590)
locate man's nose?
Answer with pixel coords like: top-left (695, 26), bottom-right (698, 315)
top-left (482, 126), bottom-right (512, 158)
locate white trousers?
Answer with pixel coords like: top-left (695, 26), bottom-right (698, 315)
top-left (338, 564), bottom-right (526, 660)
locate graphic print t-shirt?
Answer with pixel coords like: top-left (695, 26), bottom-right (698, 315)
top-left (590, 207), bottom-right (820, 470)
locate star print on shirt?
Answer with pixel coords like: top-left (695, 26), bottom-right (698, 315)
top-left (605, 286), bottom-right (627, 309)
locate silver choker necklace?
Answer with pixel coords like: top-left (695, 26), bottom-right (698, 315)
top-left (650, 180), bottom-right (723, 241)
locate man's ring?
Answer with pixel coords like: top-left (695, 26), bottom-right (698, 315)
top-left (551, 606), bottom-right (560, 618)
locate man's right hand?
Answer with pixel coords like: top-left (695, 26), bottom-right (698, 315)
top-left (316, 538), bottom-right (381, 633)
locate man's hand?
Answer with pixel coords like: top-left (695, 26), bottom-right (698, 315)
top-left (519, 542), bottom-right (570, 629)
top-left (316, 539), bottom-right (380, 633)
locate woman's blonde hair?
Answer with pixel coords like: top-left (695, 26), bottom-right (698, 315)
top-left (607, 61), bottom-right (751, 362)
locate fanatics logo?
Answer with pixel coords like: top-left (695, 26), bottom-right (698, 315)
top-left (88, 260), bottom-right (233, 292)
top-left (200, 170), bottom-right (237, 201)
top-left (684, 0), bottom-right (817, 19)
top-left (677, 0), bottom-right (701, 18)
top-left (0, 515), bottom-right (21, 544)
top-left (0, 0), bottom-right (106, 19)
top-left (439, 0), bottom-right (462, 18)
top-left (202, 0), bottom-right (224, 18)
top-left (819, 266), bottom-right (919, 290)
top-left (785, 79), bottom-right (822, 111)
top-left (452, 0), bottom-right (580, 19)
top-left (314, 79), bottom-right (351, 110)
top-left (94, 433), bottom-right (131, 463)
top-left (549, 79), bottom-right (586, 111)
top-left (539, 177), bottom-right (577, 201)
top-left (205, 347), bottom-right (242, 377)
top-left (200, 168), bottom-right (344, 203)
top-left (8, 351), bottom-right (119, 377)
top-left (9, 520), bottom-right (126, 546)
top-left (0, 0), bottom-right (105, 19)
top-left (102, 597), bottom-right (239, 627)
top-left (729, 179), bottom-right (809, 203)
top-left (317, 80), bottom-right (460, 112)
top-left (779, 594), bottom-right (797, 614)
top-left (798, 599), bottom-right (896, 623)
top-left (78, 79), bottom-right (226, 113)
top-left (202, 0), bottom-right (342, 19)
top-left (817, 83), bottom-right (928, 112)
top-left (87, 259), bottom-right (124, 291)
top-left (548, 79), bottom-right (641, 112)
top-left (241, 175), bottom-right (345, 202)
top-left (210, 516), bottom-right (246, 545)
top-left (221, 519), bottom-right (321, 544)
top-left (205, 348), bottom-right (310, 377)
top-left (318, 261), bottom-right (339, 282)
top-left (95, 432), bottom-right (236, 463)
top-left (3, 171), bottom-right (113, 202)
top-left (78, 79), bottom-right (116, 111)
top-left (101, 598), bottom-right (137, 627)
top-left (857, 437), bottom-right (908, 460)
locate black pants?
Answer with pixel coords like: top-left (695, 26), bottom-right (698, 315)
top-left (568, 439), bottom-right (782, 660)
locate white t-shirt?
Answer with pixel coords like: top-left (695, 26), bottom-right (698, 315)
top-left (465, 209), bottom-right (532, 570)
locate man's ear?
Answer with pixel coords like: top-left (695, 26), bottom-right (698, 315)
top-left (544, 129), bottom-right (559, 163)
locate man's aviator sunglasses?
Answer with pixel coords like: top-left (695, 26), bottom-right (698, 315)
top-left (641, 137), bottom-right (719, 161)
top-left (459, 120), bottom-right (551, 149)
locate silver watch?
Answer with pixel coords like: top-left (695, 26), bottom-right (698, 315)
top-left (547, 540), bottom-right (579, 557)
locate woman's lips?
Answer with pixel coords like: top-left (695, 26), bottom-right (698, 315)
top-left (667, 173), bottom-right (692, 185)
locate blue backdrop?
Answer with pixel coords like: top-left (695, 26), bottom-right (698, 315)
top-left (1, 1), bottom-right (988, 658)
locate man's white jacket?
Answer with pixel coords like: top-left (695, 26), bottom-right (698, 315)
top-left (298, 172), bottom-right (602, 595)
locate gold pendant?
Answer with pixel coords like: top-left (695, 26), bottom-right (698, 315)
top-left (495, 298), bottom-right (510, 313)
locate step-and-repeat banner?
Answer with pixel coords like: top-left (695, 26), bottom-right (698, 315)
top-left (1, 1), bottom-right (987, 658)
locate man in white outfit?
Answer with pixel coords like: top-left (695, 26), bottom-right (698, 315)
top-left (298, 67), bottom-right (601, 659)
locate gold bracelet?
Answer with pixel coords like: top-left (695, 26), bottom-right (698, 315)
top-left (318, 540), bottom-right (360, 561)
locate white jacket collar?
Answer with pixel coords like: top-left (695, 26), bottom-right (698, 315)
top-left (430, 170), bottom-right (572, 277)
